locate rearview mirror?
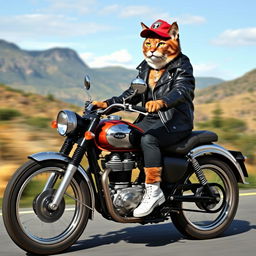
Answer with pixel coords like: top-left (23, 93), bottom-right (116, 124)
top-left (84, 75), bottom-right (91, 90)
top-left (131, 78), bottom-right (147, 94)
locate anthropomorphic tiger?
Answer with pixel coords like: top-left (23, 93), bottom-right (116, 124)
top-left (93, 19), bottom-right (195, 217)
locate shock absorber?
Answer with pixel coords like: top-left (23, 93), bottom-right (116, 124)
top-left (187, 154), bottom-right (207, 185)
top-left (187, 154), bottom-right (217, 198)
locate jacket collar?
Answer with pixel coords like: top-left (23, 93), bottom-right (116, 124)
top-left (136, 60), bottom-right (150, 82)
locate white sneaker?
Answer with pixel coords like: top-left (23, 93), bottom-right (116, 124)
top-left (133, 182), bottom-right (165, 217)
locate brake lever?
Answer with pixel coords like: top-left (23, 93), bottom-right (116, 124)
top-left (128, 105), bottom-right (148, 116)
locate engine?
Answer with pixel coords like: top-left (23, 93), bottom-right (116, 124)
top-left (103, 152), bottom-right (144, 216)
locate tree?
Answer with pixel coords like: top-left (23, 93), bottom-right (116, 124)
top-left (212, 105), bottom-right (223, 128)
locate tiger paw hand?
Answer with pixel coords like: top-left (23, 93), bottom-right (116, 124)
top-left (145, 100), bottom-right (166, 112)
top-left (91, 101), bottom-right (108, 109)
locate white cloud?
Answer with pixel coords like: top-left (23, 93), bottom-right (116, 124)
top-left (45, 0), bottom-right (97, 14)
top-left (119, 5), bottom-right (155, 18)
top-left (0, 14), bottom-right (111, 41)
top-left (193, 63), bottom-right (218, 76)
top-left (151, 13), bottom-right (172, 21)
top-left (99, 4), bottom-right (206, 25)
top-left (118, 5), bottom-right (174, 22)
top-left (18, 40), bottom-right (83, 50)
top-left (99, 4), bottom-right (120, 15)
top-left (193, 62), bottom-right (235, 79)
top-left (80, 49), bottom-right (134, 68)
top-left (212, 27), bottom-right (256, 46)
top-left (175, 15), bottom-right (206, 25)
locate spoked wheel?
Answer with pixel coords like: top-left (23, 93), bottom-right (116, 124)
top-left (170, 156), bottom-right (239, 239)
top-left (2, 160), bottom-right (91, 255)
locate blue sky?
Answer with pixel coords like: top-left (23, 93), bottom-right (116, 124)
top-left (1, 0), bottom-right (256, 80)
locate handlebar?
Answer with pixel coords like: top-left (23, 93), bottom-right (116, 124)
top-left (94, 103), bottom-right (149, 116)
top-left (96, 103), bottom-right (126, 115)
top-left (130, 105), bottom-right (147, 113)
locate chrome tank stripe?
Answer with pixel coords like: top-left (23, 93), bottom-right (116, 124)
top-left (106, 124), bottom-right (132, 148)
top-left (28, 152), bottom-right (95, 218)
top-left (189, 144), bottom-right (247, 184)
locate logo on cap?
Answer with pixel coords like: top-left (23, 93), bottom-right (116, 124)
top-left (152, 21), bottom-right (162, 29)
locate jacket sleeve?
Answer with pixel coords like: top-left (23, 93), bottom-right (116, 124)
top-left (161, 66), bottom-right (195, 108)
top-left (104, 87), bottom-right (142, 106)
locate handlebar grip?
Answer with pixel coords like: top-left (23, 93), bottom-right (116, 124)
top-left (132, 105), bottom-right (147, 113)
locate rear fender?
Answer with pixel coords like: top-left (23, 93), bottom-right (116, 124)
top-left (189, 144), bottom-right (248, 184)
top-left (28, 152), bottom-right (95, 218)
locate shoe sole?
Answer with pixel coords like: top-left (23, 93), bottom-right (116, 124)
top-left (133, 196), bottom-right (166, 218)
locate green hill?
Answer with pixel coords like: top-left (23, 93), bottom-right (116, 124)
top-left (0, 39), bottom-right (137, 105)
top-left (196, 69), bottom-right (256, 104)
top-left (196, 77), bottom-right (224, 89)
top-left (195, 68), bottom-right (256, 131)
top-left (0, 39), bottom-right (223, 105)
top-left (0, 83), bottom-right (80, 197)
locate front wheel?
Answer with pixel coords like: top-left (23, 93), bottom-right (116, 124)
top-left (2, 160), bottom-right (91, 255)
top-left (170, 156), bottom-right (239, 239)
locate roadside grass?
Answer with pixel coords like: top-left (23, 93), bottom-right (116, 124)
top-left (239, 174), bottom-right (256, 189)
top-left (24, 117), bottom-right (52, 129)
top-left (0, 108), bottom-right (22, 121)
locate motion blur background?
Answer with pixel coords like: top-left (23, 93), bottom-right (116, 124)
top-left (1, 0), bottom-right (256, 200)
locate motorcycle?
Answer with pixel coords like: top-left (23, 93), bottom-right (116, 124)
top-left (2, 76), bottom-right (248, 255)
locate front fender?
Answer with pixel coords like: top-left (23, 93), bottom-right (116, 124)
top-left (28, 152), bottom-right (95, 217)
top-left (189, 144), bottom-right (248, 184)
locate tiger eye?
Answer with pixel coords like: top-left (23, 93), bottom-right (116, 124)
top-left (158, 42), bottom-right (165, 47)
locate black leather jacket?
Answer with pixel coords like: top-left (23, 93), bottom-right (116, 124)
top-left (105, 53), bottom-right (195, 133)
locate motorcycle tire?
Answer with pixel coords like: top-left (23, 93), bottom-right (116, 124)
top-left (2, 160), bottom-right (91, 255)
top-left (170, 156), bottom-right (239, 239)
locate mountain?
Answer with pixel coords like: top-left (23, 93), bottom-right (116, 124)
top-left (195, 69), bottom-right (256, 132)
top-left (0, 39), bottom-right (137, 105)
top-left (196, 77), bottom-right (224, 89)
top-left (195, 69), bottom-right (256, 104)
top-left (0, 39), bottom-right (223, 105)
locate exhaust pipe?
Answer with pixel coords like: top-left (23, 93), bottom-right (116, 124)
top-left (101, 168), bottom-right (142, 223)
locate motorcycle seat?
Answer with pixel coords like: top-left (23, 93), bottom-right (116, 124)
top-left (162, 130), bottom-right (218, 155)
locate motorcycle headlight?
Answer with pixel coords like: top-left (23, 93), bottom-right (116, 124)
top-left (56, 110), bottom-right (77, 136)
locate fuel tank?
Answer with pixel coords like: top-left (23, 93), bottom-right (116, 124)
top-left (95, 116), bottom-right (143, 152)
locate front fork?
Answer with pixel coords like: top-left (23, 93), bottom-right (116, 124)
top-left (48, 139), bottom-right (87, 211)
top-left (48, 116), bottom-right (99, 211)
top-left (42, 138), bottom-right (74, 194)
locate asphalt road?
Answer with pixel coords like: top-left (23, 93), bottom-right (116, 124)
top-left (1, 190), bottom-right (256, 256)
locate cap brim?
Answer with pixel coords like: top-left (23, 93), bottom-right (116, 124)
top-left (140, 29), bottom-right (171, 39)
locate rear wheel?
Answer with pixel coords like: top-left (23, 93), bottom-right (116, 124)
top-left (170, 156), bottom-right (239, 239)
top-left (3, 160), bottom-right (91, 255)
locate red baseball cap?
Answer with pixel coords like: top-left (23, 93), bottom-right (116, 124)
top-left (140, 19), bottom-right (172, 38)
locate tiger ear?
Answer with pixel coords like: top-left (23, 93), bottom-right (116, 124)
top-left (141, 22), bottom-right (149, 31)
top-left (169, 22), bottom-right (179, 39)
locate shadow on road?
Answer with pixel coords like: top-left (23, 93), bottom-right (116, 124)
top-left (68, 223), bottom-right (182, 253)
top-left (223, 219), bottom-right (256, 237)
top-left (62, 219), bottom-right (256, 254)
